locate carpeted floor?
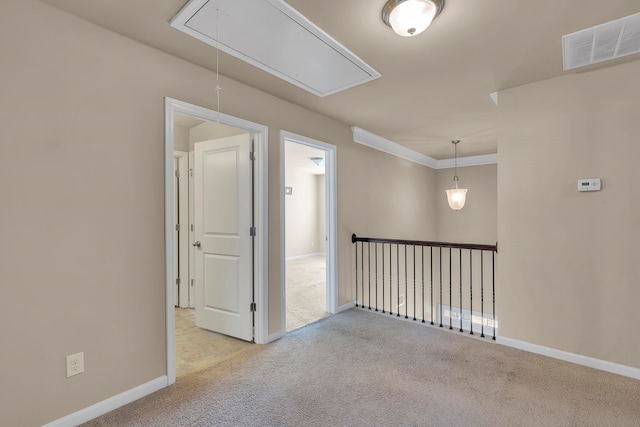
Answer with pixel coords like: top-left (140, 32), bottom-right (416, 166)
top-left (286, 255), bottom-right (329, 332)
top-left (83, 308), bottom-right (640, 426)
top-left (174, 256), bottom-right (327, 377)
top-left (175, 308), bottom-right (253, 377)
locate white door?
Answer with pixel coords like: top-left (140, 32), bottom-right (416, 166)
top-left (194, 134), bottom-right (254, 341)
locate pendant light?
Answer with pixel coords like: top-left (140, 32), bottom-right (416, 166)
top-left (382, 0), bottom-right (445, 37)
top-left (445, 140), bottom-right (467, 211)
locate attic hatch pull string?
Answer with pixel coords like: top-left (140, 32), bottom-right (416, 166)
top-left (215, 6), bottom-right (221, 123)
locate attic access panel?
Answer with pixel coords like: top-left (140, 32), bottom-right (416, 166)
top-left (171, 0), bottom-right (380, 97)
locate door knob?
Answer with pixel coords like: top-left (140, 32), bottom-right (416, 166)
top-left (193, 241), bottom-right (201, 247)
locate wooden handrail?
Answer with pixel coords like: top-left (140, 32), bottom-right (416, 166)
top-left (351, 234), bottom-right (497, 252)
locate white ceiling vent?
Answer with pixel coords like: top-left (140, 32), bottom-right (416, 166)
top-left (563, 12), bottom-right (640, 71)
top-left (171, 0), bottom-right (380, 97)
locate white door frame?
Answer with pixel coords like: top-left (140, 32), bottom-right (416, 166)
top-left (279, 131), bottom-right (338, 337)
top-left (164, 97), bottom-right (269, 386)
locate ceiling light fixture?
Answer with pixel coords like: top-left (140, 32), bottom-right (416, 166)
top-left (382, 0), bottom-right (445, 37)
top-left (310, 157), bottom-right (324, 166)
top-left (445, 140), bottom-right (467, 211)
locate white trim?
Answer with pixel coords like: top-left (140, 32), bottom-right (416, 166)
top-left (164, 98), bottom-right (270, 386)
top-left (352, 126), bottom-right (438, 168)
top-left (497, 336), bottom-right (640, 381)
top-left (42, 376), bottom-right (167, 427)
top-left (268, 329), bottom-right (286, 343)
top-left (280, 131), bottom-right (339, 337)
top-left (351, 126), bottom-right (497, 169)
top-left (436, 153), bottom-right (498, 169)
top-left (337, 301), bottom-right (356, 313)
top-left (489, 91), bottom-right (498, 106)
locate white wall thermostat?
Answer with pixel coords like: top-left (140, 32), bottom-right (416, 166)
top-left (577, 178), bottom-right (601, 192)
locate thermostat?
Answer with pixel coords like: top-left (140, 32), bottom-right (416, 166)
top-left (577, 178), bottom-right (601, 192)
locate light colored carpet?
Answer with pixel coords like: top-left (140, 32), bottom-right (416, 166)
top-left (286, 255), bottom-right (329, 332)
top-left (175, 255), bottom-right (325, 377)
top-left (175, 308), bottom-right (253, 377)
top-left (83, 308), bottom-right (640, 426)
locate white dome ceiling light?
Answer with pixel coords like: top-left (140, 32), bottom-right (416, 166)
top-left (381, 0), bottom-right (445, 37)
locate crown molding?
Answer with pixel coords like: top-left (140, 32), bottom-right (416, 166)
top-left (436, 153), bottom-right (498, 169)
top-left (352, 126), bottom-right (438, 168)
top-left (351, 126), bottom-right (497, 170)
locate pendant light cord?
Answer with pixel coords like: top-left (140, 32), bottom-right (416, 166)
top-left (453, 140), bottom-right (459, 188)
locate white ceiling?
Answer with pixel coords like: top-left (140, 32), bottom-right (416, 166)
top-left (41, 0), bottom-right (640, 159)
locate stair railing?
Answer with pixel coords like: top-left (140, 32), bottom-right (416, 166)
top-left (352, 234), bottom-right (498, 340)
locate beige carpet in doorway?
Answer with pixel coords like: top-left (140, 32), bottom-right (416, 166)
top-left (175, 308), bottom-right (252, 377)
top-left (286, 255), bottom-right (329, 332)
top-left (83, 308), bottom-right (640, 426)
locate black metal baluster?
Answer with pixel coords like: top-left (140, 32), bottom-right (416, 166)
top-left (469, 249), bottom-right (474, 335)
top-left (459, 248), bottom-right (463, 333)
top-left (439, 247), bottom-right (443, 328)
top-left (421, 245), bottom-right (425, 323)
top-left (492, 251), bottom-right (496, 341)
top-left (375, 243), bottom-right (378, 311)
top-left (413, 245), bottom-right (417, 321)
top-left (405, 244), bottom-right (409, 319)
top-left (389, 243), bottom-right (394, 316)
top-left (355, 241), bottom-right (358, 307)
top-left (481, 251), bottom-right (485, 338)
top-left (382, 243), bottom-right (385, 313)
top-left (430, 246), bottom-right (434, 325)
top-left (397, 244), bottom-right (400, 317)
top-left (449, 247), bottom-right (453, 330)
top-left (368, 241), bottom-right (371, 310)
top-left (361, 241), bottom-right (364, 308)
top-left (360, 242), bottom-right (364, 308)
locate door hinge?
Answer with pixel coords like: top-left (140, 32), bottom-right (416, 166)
top-left (250, 302), bottom-right (257, 312)
top-left (250, 151), bottom-right (256, 161)
top-left (190, 279), bottom-right (194, 287)
top-left (250, 226), bottom-right (256, 237)
top-left (175, 169), bottom-right (180, 178)
top-left (176, 277), bottom-right (180, 286)
top-left (175, 224), bottom-right (179, 231)
top-left (189, 168), bottom-right (193, 177)
top-left (190, 224), bottom-right (194, 232)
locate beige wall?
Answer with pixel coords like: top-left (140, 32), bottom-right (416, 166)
top-left (174, 124), bottom-right (190, 152)
top-left (285, 162), bottom-right (321, 258)
top-left (436, 164), bottom-right (497, 245)
top-left (497, 59), bottom-right (640, 369)
top-left (0, 1), bottom-right (437, 425)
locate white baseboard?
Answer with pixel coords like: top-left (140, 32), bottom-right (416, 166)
top-left (497, 337), bottom-right (640, 381)
top-left (267, 328), bottom-right (286, 343)
top-left (337, 301), bottom-right (356, 313)
top-left (286, 252), bottom-right (325, 261)
top-left (42, 376), bottom-right (168, 427)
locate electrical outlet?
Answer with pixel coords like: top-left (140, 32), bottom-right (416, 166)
top-left (66, 352), bottom-right (84, 378)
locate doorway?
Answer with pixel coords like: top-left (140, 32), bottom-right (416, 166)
top-left (164, 98), bottom-right (269, 385)
top-left (280, 131), bottom-right (338, 335)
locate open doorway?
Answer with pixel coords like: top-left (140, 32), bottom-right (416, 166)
top-left (280, 131), bottom-right (338, 334)
top-left (164, 98), bottom-right (269, 385)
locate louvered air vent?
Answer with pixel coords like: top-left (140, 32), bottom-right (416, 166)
top-left (563, 12), bottom-right (640, 70)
